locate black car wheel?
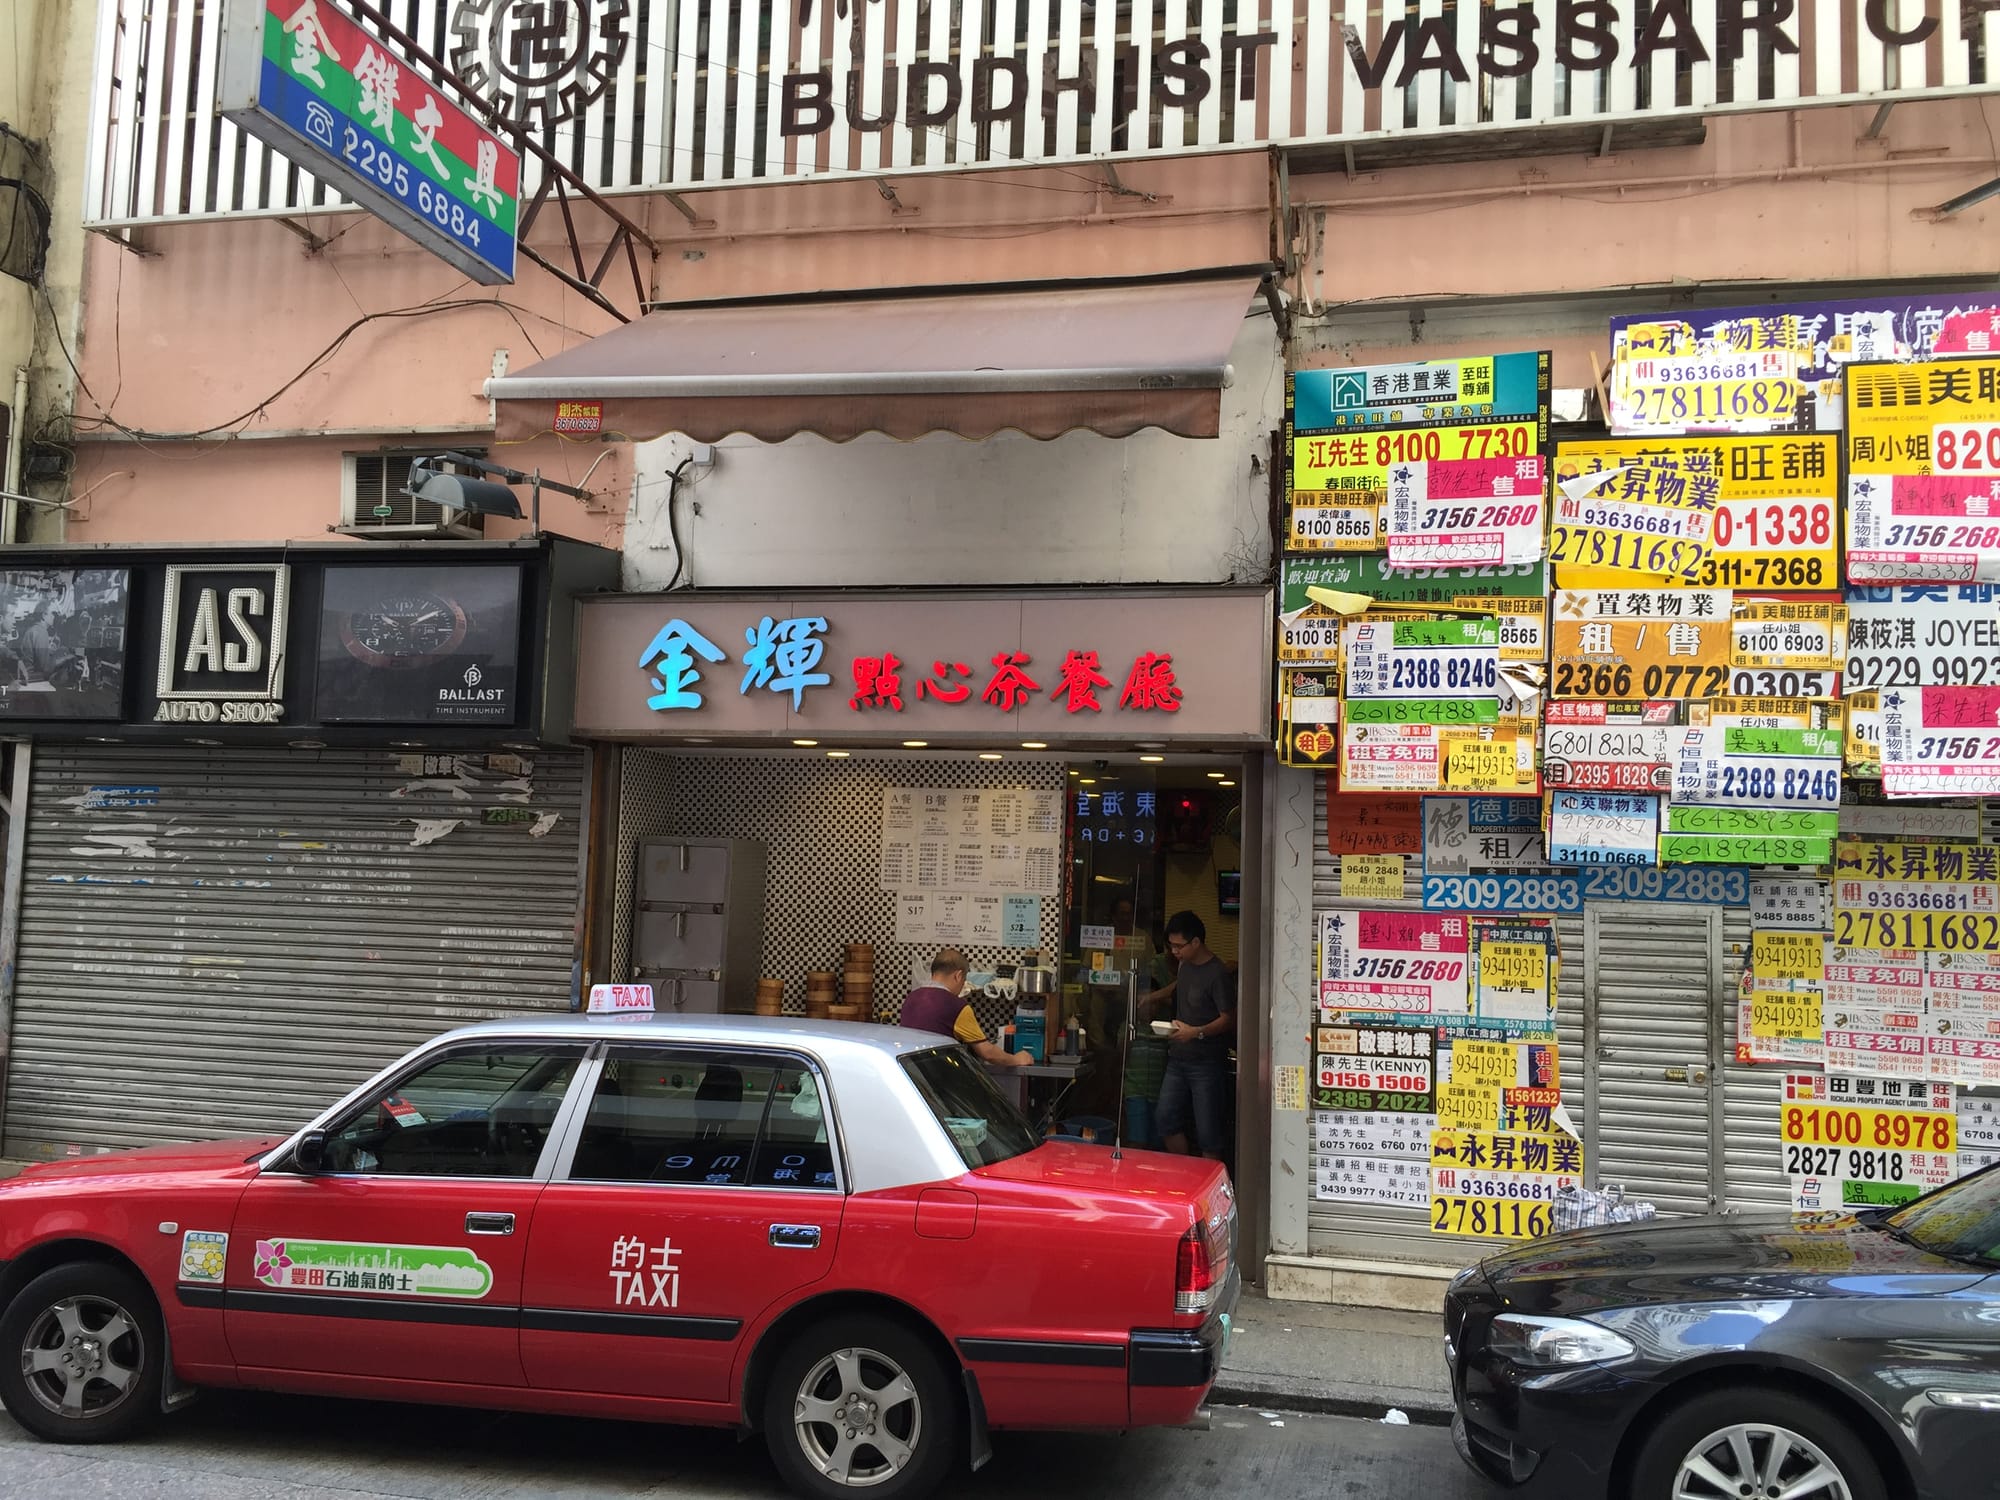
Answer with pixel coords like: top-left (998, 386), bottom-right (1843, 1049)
top-left (1632, 1387), bottom-right (1887, 1500)
top-left (0, 1262), bottom-right (164, 1443)
top-left (762, 1314), bottom-right (958, 1500)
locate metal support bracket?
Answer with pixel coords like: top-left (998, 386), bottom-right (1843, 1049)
top-left (664, 192), bottom-right (715, 230)
top-left (1914, 174), bottom-right (2000, 222)
top-left (1100, 164), bottom-right (1156, 202)
top-left (273, 216), bottom-right (332, 253)
top-left (86, 225), bottom-right (158, 258)
top-left (1597, 123), bottom-right (1616, 158)
top-left (1864, 101), bottom-right (1896, 140)
top-left (340, 0), bottom-right (658, 320)
top-left (874, 179), bottom-right (920, 215)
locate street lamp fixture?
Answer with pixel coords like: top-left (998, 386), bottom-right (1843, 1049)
top-left (403, 451), bottom-right (593, 536)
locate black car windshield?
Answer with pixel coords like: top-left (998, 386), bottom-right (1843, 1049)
top-left (900, 1047), bottom-right (1041, 1170)
top-left (1885, 1165), bottom-right (2000, 1263)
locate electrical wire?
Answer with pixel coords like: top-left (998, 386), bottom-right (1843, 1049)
top-left (44, 284), bottom-right (580, 442)
top-left (664, 456), bottom-right (695, 591)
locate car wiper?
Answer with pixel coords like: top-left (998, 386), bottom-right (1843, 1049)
top-left (1871, 1216), bottom-right (1988, 1268)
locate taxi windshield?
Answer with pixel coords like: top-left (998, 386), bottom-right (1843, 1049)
top-left (1884, 1165), bottom-right (2000, 1264)
top-left (901, 1046), bottom-right (1040, 1169)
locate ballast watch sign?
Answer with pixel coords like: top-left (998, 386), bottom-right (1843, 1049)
top-left (219, 0), bottom-right (519, 284)
top-left (155, 564), bottom-right (291, 724)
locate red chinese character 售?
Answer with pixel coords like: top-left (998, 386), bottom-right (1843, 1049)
top-left (981, 651), bottom-right (1041, 712)
top-left (850, 652), bottom-right (905, 711)
top-left (917, 660), bottom-right (973, 704)
top-left (1050, 649), bottom-right (1112, 713)
top-left (1121, 652), bottom-right (1182, 712)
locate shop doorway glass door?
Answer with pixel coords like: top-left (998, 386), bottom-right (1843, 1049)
top-left (1585, 905), bottom-right (1724, 1218)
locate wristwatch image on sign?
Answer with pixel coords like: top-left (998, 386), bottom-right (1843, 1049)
top-left (337, 591), bottom-right (471, 669)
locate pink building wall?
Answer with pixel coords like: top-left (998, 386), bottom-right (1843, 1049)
top-left (65, 95), bottom-right (2000, 545)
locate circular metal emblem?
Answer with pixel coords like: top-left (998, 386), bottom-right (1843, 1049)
top-left (451, 0), bottom-right (631, 134)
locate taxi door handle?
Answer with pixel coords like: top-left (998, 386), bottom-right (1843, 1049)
top-left (466, 1212), bottom-right (516, 1236)
top-left (770, 1224), bottom-right (821, 1249)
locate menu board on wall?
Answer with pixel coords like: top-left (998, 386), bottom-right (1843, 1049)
top-left (878, 787), bottom-right (1063, 898)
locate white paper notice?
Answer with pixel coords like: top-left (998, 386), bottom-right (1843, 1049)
top-left (894, 893), bottom-right (933, 944)
top-left (967, 893), bottom-right (1004, 946)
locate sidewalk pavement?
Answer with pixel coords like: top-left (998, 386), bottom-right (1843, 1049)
top-left (1214, 1287), bottom-right (1453, 1425)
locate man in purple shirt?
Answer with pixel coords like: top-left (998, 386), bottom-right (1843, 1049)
top-left (901, 948), bottom-right (1031, 1068)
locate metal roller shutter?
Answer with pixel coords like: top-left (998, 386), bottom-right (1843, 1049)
top-left (1585, 904), bottom-right (1721, 1216)
top-left (1555, 911), bottom-right (1585, 1141)
top-left (1307, 784), bottom-right (1580, 1260)
top-left (3, 745), bottom-right (586, 1156)
top-left (1720, 903), bottom-right (1791, 1211)
top-left (1308, 777), bottom-right (1438, 1258)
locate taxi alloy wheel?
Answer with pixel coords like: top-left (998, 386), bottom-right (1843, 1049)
top-left (794, 1346), bottom-right (921, 1487)
top-left (0, 1262), bottom-right (164, 1443)
top-left (764, 1315), bottom-right (957, 1500)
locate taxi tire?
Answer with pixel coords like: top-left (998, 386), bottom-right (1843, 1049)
top-left (1630, 1385), bottom-right (1888, 1500)
top-left (0, 1261), bottom-right (165, 1444)
top-left (762, 1314), bottom-right (959, 1500)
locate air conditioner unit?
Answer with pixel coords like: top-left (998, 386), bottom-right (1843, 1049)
top-left (339, 449), bottom-right (489, 539)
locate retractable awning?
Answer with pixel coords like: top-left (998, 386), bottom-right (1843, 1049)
top-left (486, 272), bottom-right (1268, 444)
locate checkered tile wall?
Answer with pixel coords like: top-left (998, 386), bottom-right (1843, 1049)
top-left (613, 751), bottom-right (1066, 1034)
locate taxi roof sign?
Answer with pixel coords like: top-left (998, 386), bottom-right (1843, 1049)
top-left (587, 983), bottom-right (654, 1015)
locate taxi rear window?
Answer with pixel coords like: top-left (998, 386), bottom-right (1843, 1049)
top-left (901, 1047), bottom-right (1039, 1169)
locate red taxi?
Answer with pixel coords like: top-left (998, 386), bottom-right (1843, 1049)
top-left (0, 1013), bottom-right (1237, 1499)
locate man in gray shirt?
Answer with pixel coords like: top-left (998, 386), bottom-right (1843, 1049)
top-left (1141, 910), bottom-right (1236, 1161)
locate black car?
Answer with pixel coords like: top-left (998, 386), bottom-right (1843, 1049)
top-left (1445, 1168), bottom-right (2000, 1500)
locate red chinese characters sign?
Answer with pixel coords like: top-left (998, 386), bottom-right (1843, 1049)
top-left (572, 592), bottom-right (1268, 741)
top-left (852, 649), bottom-right (1181, 716)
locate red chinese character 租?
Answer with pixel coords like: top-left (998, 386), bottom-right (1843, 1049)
top-left (1120, 651), bottom-right (1183, 712)
top-left (981, 652), bottom-right (1041, 712)
top-left (1050, 649), bottom-right (1112, 713)
top-left (917, 660), bottom-right (973, 703)
top-left (849, 652), bottom-right (905, 711)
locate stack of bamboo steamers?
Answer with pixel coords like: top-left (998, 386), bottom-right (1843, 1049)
top-left (754, 977), bottom-right (785, 1017)
top-left (787, 942), bottom-right (876, 1021)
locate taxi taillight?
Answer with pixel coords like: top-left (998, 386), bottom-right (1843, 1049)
top-left (1176, 1224), bottom-right (1220, 1315)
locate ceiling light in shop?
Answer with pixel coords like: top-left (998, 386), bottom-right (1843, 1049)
top-left (1140, 754), bottom-right (1165, 763)
top-left (903, 740), bottom-right (928, 748)
top-left (1021, 741), bottom-right (1048, 750)
top-left (1206, 771), bottom-right (1226, 779)
top-left (827, 750), bottom-right (850, 759)
top-left (1068, 769), bottom-right (1080, 777)
top-left (979, 752), bottom-right (1004, 761)
top-left (792, 738), bottom-right (819, 746)
top-left (1218, 780), bottom-right (1237, 787)
top-left (1080, 779), bottom-right (1098, 785)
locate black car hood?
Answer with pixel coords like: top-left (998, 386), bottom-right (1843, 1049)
top-left (1479, 1211), bottom-right (1993, 1315)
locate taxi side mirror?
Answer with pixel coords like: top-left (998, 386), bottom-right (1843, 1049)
top-left (294, 1130), bottom-right (331, 1174)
